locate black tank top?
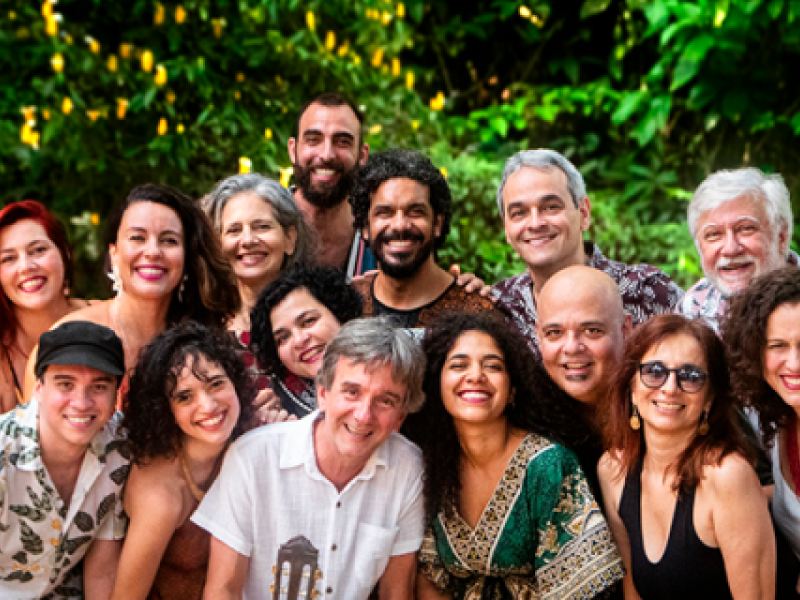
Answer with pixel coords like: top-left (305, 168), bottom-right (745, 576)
top-left (618, 460), bottom-right (733, 599)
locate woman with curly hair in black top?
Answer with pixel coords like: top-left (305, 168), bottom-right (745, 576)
top-left (723, 265), bottom-right (800, 595)
top-left (409, 311), bottom-right (623, 599)
top-left (111, 322), bottom-right (256, 600)
top-left (249, 263), bottom-right (363, 420)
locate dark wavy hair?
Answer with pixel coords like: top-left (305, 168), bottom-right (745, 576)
top-left (349, 149), bottom-right (453, 250)
top-left (295, 91), bottom-right (364, 145)
top-left (603, 314), bottom-right (755, 495)
top-left (0, 201), bottom-right (73, 348)
top-left (105, 183), bottom-right (240, 328)
top-left (250, 264), bottom-right (363, 375)
top-left (121, 321), bottom-right (256, 464)
top-left (405, 311), bottom-right (593, 523)
top-left (723, 265), bottom-right (800, 447)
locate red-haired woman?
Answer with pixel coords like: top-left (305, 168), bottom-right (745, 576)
top-left (598, 314), bottom-right (775, 599)
top-left (0, 201), bottom-right (86, 411)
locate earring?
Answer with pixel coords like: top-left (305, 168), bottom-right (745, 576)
top-left (108, 264), bottom-right (123, 295)
top-left (63, 283), bottom-right (70, 297)
top-left (178, 275), bottom-right (187, 302)
top-left (698, 410), bottom-right (709, 435)
top-left (630, 404), bottom-right (641, 431)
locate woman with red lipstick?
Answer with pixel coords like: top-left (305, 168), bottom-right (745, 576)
top-left (599, 314), bottom-right (774, 599)
top-left (724, 265), bottom-right (800, 595)
top-left (0, 201), bottom-right (87, 412)
top-left (112, 321), bottom-right (255, 600)
top-left (23, 184), bottom-right (239, 398)
top-left (412, 312), bottom-right (624, 599)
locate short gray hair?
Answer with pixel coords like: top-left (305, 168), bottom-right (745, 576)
top-left (201, 173), bottom-right (318, 269)
top-left (496, 149), bottom-right (587, 219)
top-left (687, 168), bottom-right (792, 251)
top-left (317, 316), bottom-right (425, 413)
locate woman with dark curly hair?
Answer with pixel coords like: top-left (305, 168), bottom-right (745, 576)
top-left (249, 264), bottom-right (363, 419)
top-left (411, 311), bottom-right (623, 599)
top-left (723, 265), bottom-right (800, 594)
top-left (599, 314), bottom-right (774, 599)
top-left (24, 184), bottom-right (240, 399)
top-left (111, 322), bottom-right (255, 600)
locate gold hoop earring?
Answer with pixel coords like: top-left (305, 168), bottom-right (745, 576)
top-left (630, 404), bottom-right (641, 431)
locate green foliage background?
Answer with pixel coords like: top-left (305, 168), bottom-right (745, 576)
top-left (2, 0), bottom-right (799, 297)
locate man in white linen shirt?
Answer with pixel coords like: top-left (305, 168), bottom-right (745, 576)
top-left (194, 316), bottom-right (426, 599)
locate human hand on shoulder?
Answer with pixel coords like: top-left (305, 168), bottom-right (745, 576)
top-left (448, 264), bottom-right (494, 300)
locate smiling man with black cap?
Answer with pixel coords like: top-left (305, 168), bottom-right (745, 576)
top-left (0, 321), bottom-right (129, 599)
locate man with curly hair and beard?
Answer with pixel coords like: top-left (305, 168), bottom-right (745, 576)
top-left (349, 148), bottom-right (496, 330)
top-left (0, 321), bottom-right (128, 599)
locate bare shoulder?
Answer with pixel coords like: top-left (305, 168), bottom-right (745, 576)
top-left (598, 450), bottom-right (624, 480)
top-left (126, 459), bottom-right (186, 523)
top-left (703, 452), bottom-right (760, 495)
top-left (55, 300), bottom-right (110, 327)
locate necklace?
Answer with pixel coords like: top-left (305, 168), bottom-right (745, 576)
top-left (785, 417), bottom-right (800, 497)
top-left (179, 445), bottom-right (228, 503)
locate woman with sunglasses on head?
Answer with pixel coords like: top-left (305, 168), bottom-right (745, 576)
top-left (598, 314), bottom-right (775, 599)
top-left (723, 266), bottom-right (800, 595)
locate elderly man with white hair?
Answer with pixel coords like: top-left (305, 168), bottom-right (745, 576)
top-left (680, 167), bottom-right (796, 332)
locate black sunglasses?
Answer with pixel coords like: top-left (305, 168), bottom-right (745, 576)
top-left (638, 361), bottom-right (708, 393)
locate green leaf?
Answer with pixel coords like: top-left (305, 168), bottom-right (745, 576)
top-left (671, 35), bottom-right (715, 91)
top-left (580, 0), bottom-right (612, 19)
top-left (612, 91), bottom-right (645, 125)
top-left (768, 0), bottom-right (784, 19)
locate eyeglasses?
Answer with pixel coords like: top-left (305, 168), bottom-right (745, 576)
top-left (638, 361), bottom-right (708, 393)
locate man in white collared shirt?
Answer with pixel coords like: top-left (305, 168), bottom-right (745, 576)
top-left (0, 321), bottom-right (128, 599)
top-left (194, 317), bottom-right (425, 599)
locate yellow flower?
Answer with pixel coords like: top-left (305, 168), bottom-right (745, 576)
top-left (236, 72), bottom-right (245, 83)
top-left (239, 157), bottom-right (252, 174)
top-left (234, 90), bottom-right (241, 100)
top-left (166, 90), bottom-right (176, 104)
top-left (175, 5), bottom-right (187, 24)
top-left (42, 109), bottom-right (51, 120)
top-left (141, 50), bottom-right (154, 72)
top-left (177, 123), bottom-right (185, 134)
top-left (50, 52), bottom-right (64, 73)
top-left (116, 98), bottom-right (128, 119)
top-left (352, 54), bottom-right (361, 65)
top-left (154, 64), bottom-right (167, 86)
top-left (90, 213), bottom-right (99, 225)
top-left (264, 128), bottom-right (273, 139)
top-left (154, 3), bottom-right (164, 25)
top-left (86, 109), bottom-right (100, 122)
top-left (41, 2), bottom-right (53, 18)
top-left (369, 124), bottom-right (382, 135)
top-left (325, 31), bottom-right (336, 51)
top-left (530, 14), bottom-right (543, 27)
top-left (405, 70), bottom-right (414, 89)
top-left (392, 58), bottom-right (401, 77)
top-left (279, 167), bottom-right (293, 188)
top-left (440, 167), bottom-right (448, 178)
top-left (86, 36), bottom-right (100, 54)
top-left (371, 48), bottom-right (383, 67)
top-left (337, 41), bottom-right (349, 57)
top-left (382, 11), bottom-right (392, 25)
top-left (412, 119), bottom-right (419, 130)
top-left (211, 18), bottom-right (224, 38)
top-left (45, 16), bottom-right (57, 37)
top-left (107, 55), bottom-right (118, 72)
top-left (21, 106), bottom-right (36, 122)
top-left (519, 6), bottom-right (532, 18)
top-left (64, 33), bottom-right (72, 44)
top-left (306, 11), bottom-right (316, 31)
top-left (158, 118), bottom-right (168, 135)
top-left (119, 43), bottom-right (133, 59)
top-left (9, 10), bottom-right (15, 20)
top-left (20, 124), bottom-right (34, 144)
top-left (62, 97), bottom-right (72, 114)
top-left (429, 91), bottom-right (445, 111)
top-left (396, 3), bottom-right (405, 18)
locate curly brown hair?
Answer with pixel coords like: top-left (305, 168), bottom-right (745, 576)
top-left (121, 322), bottom-right (256, 464)
top-left (722, 265), bottom-right (800, 447)
top-left (602, 314), bottom-right (755, 495)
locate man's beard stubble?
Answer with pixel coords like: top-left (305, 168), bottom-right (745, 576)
top-left (293, 160), bottom-right (359, 210)
top-left (370, 229), bottom-right (435, 280)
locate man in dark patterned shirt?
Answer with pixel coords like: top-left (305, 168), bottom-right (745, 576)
top-left (492, 149), bottom-right (683, 359)
top-left (349, 149), bottom-right (496, 330)
top-left (679, 167), bottom-right (796, 333)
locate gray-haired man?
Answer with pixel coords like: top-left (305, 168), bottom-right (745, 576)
top-left (493, 148), bottom-right (682, 359)
top-left (195, 317), bottom-right (425, 600)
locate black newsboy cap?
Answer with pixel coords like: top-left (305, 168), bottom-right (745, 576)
top-left (35, 321), bottom-right (125, 380)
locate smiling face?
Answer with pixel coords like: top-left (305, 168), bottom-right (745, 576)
top-left (288, 102), bottom-right (369, 209)
top-left (695, 195), bottom-right (787, 296)
top-left (220, 192), bottom-right (297, 291)
top-left (170, 355), bottom-right (240, 448)
top-left (440, 330), bottom-right (512, 426)
top-left (315, 358), bottom-right (407, 474)
top-left (36, 365), bottom-right (117, 456)
top-left (364, 177), bottom-right (442, 280)
top-left (631, 333), bottom-right (711, 436)
top-left (763, 302), bottom-right (800, 414)
top-left (271, 287), bottom-right (342, 379)
top-left (0, 219), bottom-right (67, 312)
top-left (502, 167), bottom-right (590, 278)
top-left (109, 201), bottom-right (185, 301)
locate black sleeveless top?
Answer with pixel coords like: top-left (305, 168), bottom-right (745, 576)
top-left (618, 461), bottom-right (733, 599)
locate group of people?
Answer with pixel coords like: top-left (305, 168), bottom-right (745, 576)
top-left (0, 90), bottom-right (797, 599)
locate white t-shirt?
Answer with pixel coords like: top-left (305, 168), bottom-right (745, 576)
top-left (770, 433), bottom-right (800, 560)
top-left (192, 411), bottom-right (425, 599)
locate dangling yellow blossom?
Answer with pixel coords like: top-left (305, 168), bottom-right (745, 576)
top-left (352, 54), bottom-right (361, 65)
top-left (45, 16), bottom-right (57, 36)
top-left (61, 97), bottom-right (72, 114)
top-left (86, 36), bottom-right (100, 54)
top-left (107, 55), bottom-right (118, 72)
top-left (405, 70), bottom-right (414, 90)
top-left (392, 58), bottom-right (401, 77)
top-left (440, 167), bottom-right (448, 178)
top-left (50, 52), bottom-right (64, 73)
top-left (141, 50), bottom-right (154, 72)
top-left (175, 6), bottom-right (187, 24)
top-left (337, 41), bottom-right (349, 57)
top-left (154, 64), bottom-right (167, 86)
top-left (382, 11), bottom-right (392, 24)
top-left (279, 167), bottom-right (293, 187)
top-left (369, 124), bottom-right (382, 135)
top-left (41, 1), bottom-right (53, 18)
top-left (236, 72), bottom-right (245, 83)
top-left (154, 3), bottom-right (164, 25)
top-left (157, 118), bottom-right (168, 135)
top-left (519, 6), bottom-right (532, 18)
top-left (239, 157), bottom-right (252, 174)
top-left (86, 109), bottom-right (100, 122)
top-left (21, 106), bottom-right (36, 122)
top-left (116, 98), bottom-right (128, 119)
top-left (119, 43), bottom-right (133, 59)
top-left (530, 14), bottom-right (543, 27)
top-left (90, 213), bottom-right (99, 226)
top-left (211, 18), bottom-right (224, 38)
top-left (396, 3), bottom-right (405, 18)
top-left (411, 119), bottom-right (419, 130)
top-left (264, 128), bottom-right (273, 139)
top-left (325, 31), bottom-right (336, 51)
top-left (63, 33), bottom-right (73, 44)
top-left (42, 109), bottom-right (51, 120)
top-left (371, 48), bottom-right (383, 67)
top-left (166, 90), bottom-right (176, 104)
top-left (177, 123), bottom-right (185, 134)
top-left (429, 91), bottom-right (445, 111)
top-left (234, 90), bottom-right (241, 100)
top-left (306, 11), bottom-right (316, 31)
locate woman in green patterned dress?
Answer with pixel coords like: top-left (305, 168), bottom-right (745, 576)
top-left (410, 312), bottom-right (623, 599)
